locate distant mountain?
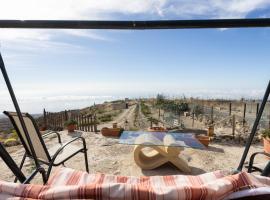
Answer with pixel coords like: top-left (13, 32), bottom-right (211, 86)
top-left (0, 113), bottom-right (42, 132)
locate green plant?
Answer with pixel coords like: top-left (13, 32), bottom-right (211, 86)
top-left (11, 129), bottom-right (18, 140)
top-left (133, 104), bottom-right (139, 126)
top-left (4, 138), bottom-right (18, 146)
top-left (98, 114), bottom-right (113, 122)
top-left (192, 105), bottom-right (204, 117)
top-left (156, 94), bottom-right (166, 106)
top-left (141, 102), bottom-right (151, 116)
top-left (148, 117), bottom-right (159, 125)
top-left (261, 129), bottom-right (270, 139)
top-left (64, 119), bottom-right (78, 126)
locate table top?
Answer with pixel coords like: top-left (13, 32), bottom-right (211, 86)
top-left (119, 131), bottom-right (205, 149)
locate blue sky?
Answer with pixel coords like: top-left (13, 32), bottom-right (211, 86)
top-left (0, 0), bottom-right (270, 113)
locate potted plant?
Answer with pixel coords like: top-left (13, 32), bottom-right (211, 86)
top-left (64, 119), bottom-right (77, 133)
top-left (101, 126), bottom-right (124, 137)
top-left (261, 129), bottom-right (270, 154)
top-left (196, 134), bottom-right (210, 147)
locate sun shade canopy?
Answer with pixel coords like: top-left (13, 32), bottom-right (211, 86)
top-left (0, 18), bottom-right (270, 29)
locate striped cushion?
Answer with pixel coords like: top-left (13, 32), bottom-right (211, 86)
top-left (0, 168), bottom-right (270, 200)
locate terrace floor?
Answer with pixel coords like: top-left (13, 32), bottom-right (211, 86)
top-left (0, 130), bottom-right (267, 184)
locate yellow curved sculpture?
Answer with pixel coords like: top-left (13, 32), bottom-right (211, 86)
top-left (133, 134), bottom-right (191, 173)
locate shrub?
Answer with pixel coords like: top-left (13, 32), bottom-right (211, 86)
top-left (99, 114), bottom-right (113, 122)
top-left (64, 119), bottom-right (78, 127)
top-left (11, 129), bottom-right (18, 140)
top-left (192, 105), bottom-right (204, 117)
top-left (141, 102), bottom-right (151, 116)
top-left (4, 138), bottom-right (18, 146)
top-left (261, 129), bottom-right (270, 139)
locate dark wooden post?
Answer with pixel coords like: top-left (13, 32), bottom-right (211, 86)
top-left (47, 112), bottom-right (50, 128)
top-left (43, 108), bottom-right (47, 128)
top-left (94, 115), bottom-right (97, 133)
top-left (84, 116), bottom-right (86, 131)
top-left (211, 106), bottom-right (214, 124)
top-left (256, 103), bottom-right (259, 116)
top-left (61, 113), bottom-right (63, 127)
top-left (87, 116), bottom-right (90, 132)
top-left (79, 115), bottom-right (82, 130)
top-left (90, 116), bottom-right (93, 132)
top-left (243, 103), bottom-right (246, 127)
top-left (229, 102), bottom-right (232, 116)
top-left (56, 114), bottom-right (58, 128)
top-left (53, 113), bottom-right (56, 130)
top-left (192, 112), bottom-right (195, 127)
top-left (232, 114), bottom-right (235, 138)
top-left (64, 110), bottom-right (68, 121)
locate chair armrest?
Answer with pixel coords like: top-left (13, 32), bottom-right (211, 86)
top-left (51, 136), bottom-right (86, 162)
top-left (42, 131), bottom-right (62, 144)
top-left (248, 152), bottom-right (270, 173)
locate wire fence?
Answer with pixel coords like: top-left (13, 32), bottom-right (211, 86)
top-left (161, 101), bottom-right (270, 135)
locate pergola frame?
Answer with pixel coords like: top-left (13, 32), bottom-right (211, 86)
top-left (0, 18), bottom-right (269, 182)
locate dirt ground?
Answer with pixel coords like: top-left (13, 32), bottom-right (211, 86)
top-left (0, 129), bottom-right (267, 184)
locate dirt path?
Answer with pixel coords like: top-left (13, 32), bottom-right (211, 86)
top-left (98, 105), bottom-right (136, 129)
top-left (135, 103), bottom-right (150, 130)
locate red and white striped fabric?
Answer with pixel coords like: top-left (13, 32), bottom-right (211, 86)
top-left (0, 167), bottom-right (270, 200)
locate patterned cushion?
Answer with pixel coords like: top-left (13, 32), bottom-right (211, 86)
top-left (0, 168), bottom-right (270, 200)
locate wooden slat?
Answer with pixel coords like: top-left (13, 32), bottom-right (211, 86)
top-left (90, 116), bottom-right (93, 132)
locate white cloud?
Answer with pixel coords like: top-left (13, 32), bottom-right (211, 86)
top-left (162, 0), bottom-right (270, 19)
top-left (0, 0), bottom-right (269, 52)
top-left (1, 0), bottom-right (269, 20)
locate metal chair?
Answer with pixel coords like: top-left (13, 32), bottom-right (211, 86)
top-left (4, 111), bottom-right (89, 181)
top-left (0, 142), bottom-right (43, 183)
top-left (247, 151), bottom-right (270, 176)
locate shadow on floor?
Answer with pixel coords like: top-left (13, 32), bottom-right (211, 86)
top-left (205, 145), bottom-right (225, 153)
top-left (68, 131), bottom-right (83, 138)
top-left (141, 163), bottom-right (206, 176)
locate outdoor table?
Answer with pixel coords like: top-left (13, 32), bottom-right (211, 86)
top-left (119, 131), bottom-right (205, 173)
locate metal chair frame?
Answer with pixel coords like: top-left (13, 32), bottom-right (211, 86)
top-left (4, 111), bottom-right (89, 182)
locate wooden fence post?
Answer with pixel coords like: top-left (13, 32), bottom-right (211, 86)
top-left (232, 114), bottom-right (235, 138)
top-left (256, 103), bottom-right (259, 116)
top-left (192, 112), bottom-right (195, 127)
top-left (229, 102), bottom-right (232, 116)
top-left (211, 106), bottom-right (214, 124)
top-left (43, 108), bottom-right (47, 128)
top-left (64, 110), bottom-right (68, 121)
top-left (87, 116), bottom-right (90, 132)
top-left (243, 103), bottom-right (246, 127)
top-left (84, 116), bottom-right (87, 131)
top-left (90, 116), bottom-right (93, 132)
top-left (78, 115), bottom-right (82, 130)
top-left (94, 115), bottom-right (98, 133)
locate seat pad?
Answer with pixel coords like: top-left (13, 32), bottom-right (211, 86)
top-left (48, 144), bottom-right (83, 165)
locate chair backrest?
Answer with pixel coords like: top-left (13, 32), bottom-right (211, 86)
top-left (4, 111), bottom-right (50, 163)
